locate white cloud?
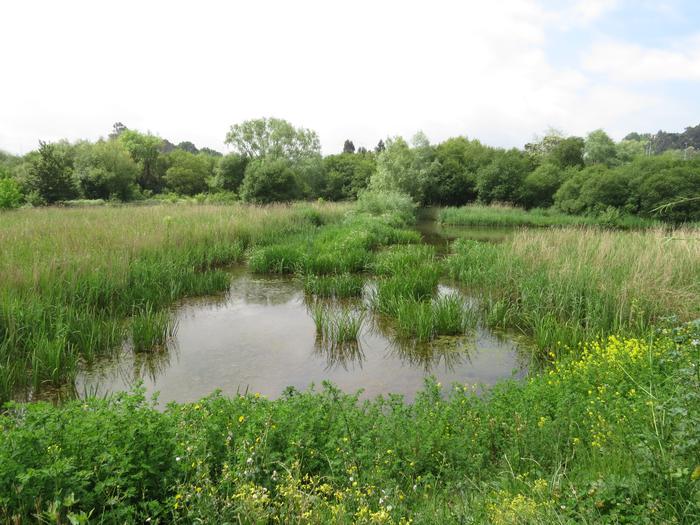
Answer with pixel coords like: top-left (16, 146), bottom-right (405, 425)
top-left (583, 36), bottom-right (700, 82)
top-left (0, 0), bottom-right (694, 154)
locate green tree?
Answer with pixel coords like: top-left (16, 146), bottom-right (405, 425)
top-left (0, 178), bottom-right (23, 209)
top-left (521, 163), bottom-right (573, 208)
top-left (427, 137), bottom-right (494, 205)
top-left (616, 139), bottom-right (646, 163)
top-left (212, 153), bottom-right (248, 193)
top-left (163, 150), bottom-right (212, 195)
top-left (476, 149), bottom-right (532, 204)
top-left (322, 152), bottom-right (376, 200)
top-left (118, 130), bottom-right (164, 192)
top-left (224, 118), bottom-right (320, 162)
top-left (371, 134), bottom-right (435, 202)
top-left (239, 159), bottom-right (301, 203)
top-left (584, 129), bottom-right (617, 166)
top-left (29, 141), bottom-right (78, 203)
top-left (549, 137), bottom-right (585, 168)
top-left (74, 140), bottom-right (139, 200)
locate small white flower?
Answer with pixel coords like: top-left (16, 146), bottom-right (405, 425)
top-left (175, 456), bottom-right (181, 462)
top-left (387, 505), bottom-right (393, 512)
top-left (246, 457), bottom-right (254, 465)
top-left (691, 339), bottom-right (699, 346)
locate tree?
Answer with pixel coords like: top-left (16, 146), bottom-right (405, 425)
top-left (584, 129), bottom-right (617, 166)
top-left (524, 130), bottom-right (563, 160)
top-left (616, 139), bottom-right (646, 163)
top-left (176, 141), bottom-right (199, 154)
top-left (29, 141), bottom-right (78, 203)
top-left (73, 140), bottom-right (139, 200)
top-left (322, 152), bottom-right (376, 200)
top-left (375, 140), bottom-right (385, 153)
top-left (371, 136), bottom-right (429, 202)
top-left (224, 118), bottom-right (320, 162)
top-left (521, 163), bottom-right (572, 208)
top-left (476, 149), bottom-right (532, 204)
top-left (108, 122), bottom-right (128, 140)
top-left (239, 159), bottom-right (301, 203)
top-left (163, 150), bottom-right (212, 195)
top-left (213, 153), bottom-right (248, 193)
top-left (549, 137), bottom-right (585, 168)
top-left (118, 130), bottom-right (164, 192)
top-left (342, 140), bottom-right (355, 154)
top-left (427, 137), bottom-right (494, 205)
top-left (0, 178), bottom-right (23, 209)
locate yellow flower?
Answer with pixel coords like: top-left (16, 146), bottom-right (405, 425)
top-left (238, 415), bottom-right (245, 423)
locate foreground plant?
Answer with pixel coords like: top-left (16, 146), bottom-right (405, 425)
top-left (2, 323), bottom-right (697, 523)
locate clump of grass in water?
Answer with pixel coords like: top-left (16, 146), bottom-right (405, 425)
top-left (303, 274), bottom-right (365, 298)
top-left (248, 244), bottom-right (304, 274)
top-left (309, 303), bottom-right (365, 344)
top-left (372, 244), bottom-right (437, 277)
top-left (130, 305), bottom-right (178, 352)
top-left (372, 265), bottom-right (441, 316)
top-left (394, 294), bottom-right (477, 342)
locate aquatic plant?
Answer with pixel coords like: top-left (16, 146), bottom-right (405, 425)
top-left (303, 273), bottom-right (365, 298)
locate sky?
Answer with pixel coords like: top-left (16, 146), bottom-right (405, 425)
top-left (1, 0), bottom-right (699, 155)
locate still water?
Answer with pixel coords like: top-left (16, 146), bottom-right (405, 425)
top-left (76, 222), bottom-right (525, 404)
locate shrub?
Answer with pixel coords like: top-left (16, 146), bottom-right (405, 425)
top-left (0, 178), bottom-right (23, 209)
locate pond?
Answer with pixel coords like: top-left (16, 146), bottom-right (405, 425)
top-left (74, 221), bottom-right (526, 404)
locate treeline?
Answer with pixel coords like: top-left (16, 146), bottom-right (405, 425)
top-left (0, 118), bottom-right (698, 221)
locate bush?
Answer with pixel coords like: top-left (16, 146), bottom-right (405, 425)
top-left (355, 190), bottom-right (417, 226)
top-left (0, 178), bottom-right (23, 209)
top-left (240, 159), bottom-right (301, 203)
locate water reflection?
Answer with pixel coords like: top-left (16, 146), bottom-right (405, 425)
top-left (75, 269), bottom-right (525, 404)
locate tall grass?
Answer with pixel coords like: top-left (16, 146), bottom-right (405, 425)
top-left (303, 274), bottom-right (365, 298)
top-left (445, 226), bottom-right (700, 355)
top-left (0, 202), bottom-right (350, 401)
top-left (439, 203), bottom-right (658, 229)
top-left (309, 302), bottom-right (365, 344)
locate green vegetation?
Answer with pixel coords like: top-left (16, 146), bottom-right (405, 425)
top-left (1, 190), bottom-right (699, 522)
top-left (0, 324), bottom-right (697, 523)
top-left (445, 227), bottom-right (700, 355)
top-left (310, 303), bottom-right (365, 345)
top-left (439, 203), bottom-right (658, 229)
top-left (2, 120), bottom-right (698, 224)
top-left (0, 202), bottom-right (349, 402)
top-left (303, 274), bottom-right (365, 298)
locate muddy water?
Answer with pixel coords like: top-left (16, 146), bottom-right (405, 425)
top-left (76, 223), bottom-right (526, 404)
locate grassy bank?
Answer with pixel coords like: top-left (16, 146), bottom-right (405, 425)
top-left (438, 204), bottom-right (659, 229)
top-left (1, 323), bottom-right (697, 523)
top-left (445, 226), bottom-right (700, 355)
top-left (0, 203), bottom-right (350, 402)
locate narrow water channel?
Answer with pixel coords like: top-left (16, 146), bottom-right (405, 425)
top-left (75, 221), bottom-right (525, 404)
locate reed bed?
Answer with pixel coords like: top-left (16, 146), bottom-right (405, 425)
top-left (446, 226), bottom-right (700, 354)
top-left (439, 203), bottom-right (658, 229)
top-left (0, 202), bottom-right (350, 401)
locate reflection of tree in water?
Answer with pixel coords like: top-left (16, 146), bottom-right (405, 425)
top-left (313, 336), bottom-right (365, 371)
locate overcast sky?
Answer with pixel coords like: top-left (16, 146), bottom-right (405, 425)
top-left (1, 0), bottom-right (699, 155)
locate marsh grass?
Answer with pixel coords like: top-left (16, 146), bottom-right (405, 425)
top-left (303, 274), bottom-right (365, 298)
top-left (130, 305), bottom-right (178, 352)
top-left (439, 203), bottom-right (658, 229)
top-left (446, 227), bottom-right (700, 355)
top-left (0, 202), bottom-right (350, 401)
top-left (372, 265), bottom-right (441, 316)
top-left (372, 244), bottom-right (437, 276)
top-left (394, 294), bottom-right (477, 342)
top-left (309, 302), bottom-right (365, 344)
